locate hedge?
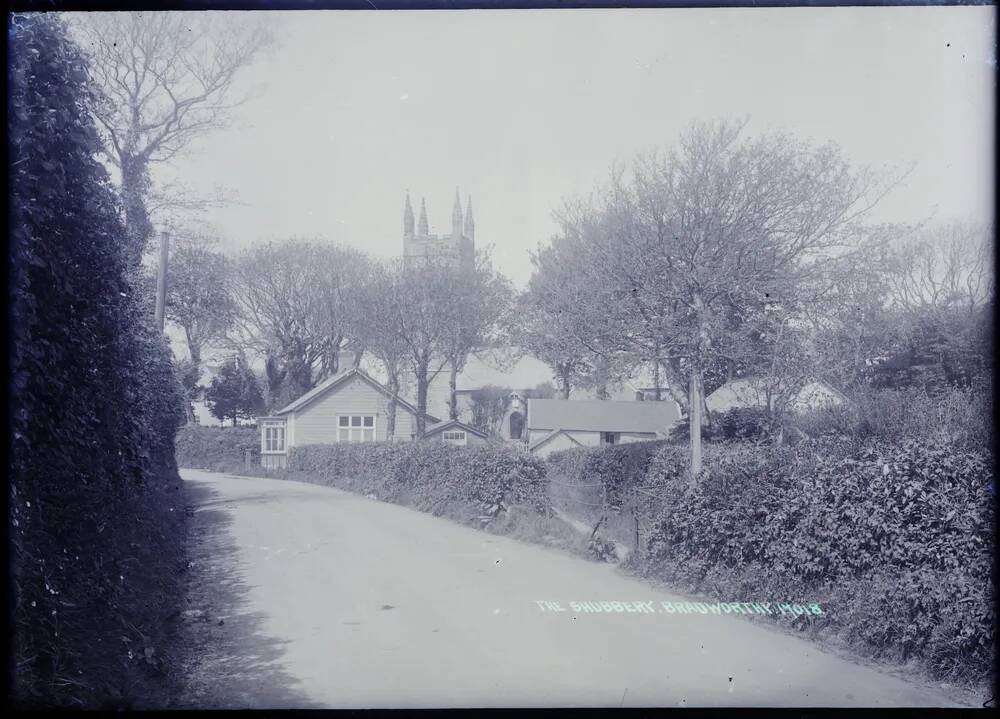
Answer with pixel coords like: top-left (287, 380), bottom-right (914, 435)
top-left (10, 15), bottom-right (186, 708)
top-left (639, 437), bottom-right (995, 685)
top-left (287, 441), bottom-right (549, 516)
top-left (175, 425), bottom-right (260, 474)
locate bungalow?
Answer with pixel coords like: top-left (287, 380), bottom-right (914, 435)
top-left (705, 378), bottom-right (848, 415)
top-left (258, 367), bottom-right (440, 469)
top-left (525, 398), bottom-right (682, 458)
top-left (421, 419), bottom-right (489, 446)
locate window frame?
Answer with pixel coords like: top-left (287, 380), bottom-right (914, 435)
top-left (336, 414), bottom-right (377, 443)
top-left (442, 430), bottom-right (467, 445)
top-left (262, 422), bottom-right (287, 454)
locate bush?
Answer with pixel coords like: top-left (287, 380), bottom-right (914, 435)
top-left (794, 385), bottom-right (992, 451)
top-left (639, 437), bottom-right (995, 684)
top-left (287, 441), bottom-right (549, 515)
top-left (10, 15), bottom-right (186, 708)
top-left (175, 425), bottom-right (260, 473)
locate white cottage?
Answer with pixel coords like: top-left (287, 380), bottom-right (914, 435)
top-left (525, 398), bottom-right (682, 458)
top-left (258, 368), bottom-right (440, 469)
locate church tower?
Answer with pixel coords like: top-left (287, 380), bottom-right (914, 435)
top-left (402, 188), bottom-right (475, 270)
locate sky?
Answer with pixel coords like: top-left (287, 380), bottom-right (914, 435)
top-left (156, 6), bottom-right (995, 287)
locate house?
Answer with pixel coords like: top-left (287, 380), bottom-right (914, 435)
top-left (524, 398), bottom-right (682, 458)
top-left (258, 367), bottom-right (441, 469)
top-left (706, 378), bottom-right (848, 415)
top-left (422, 419), bottom-right (489, 446)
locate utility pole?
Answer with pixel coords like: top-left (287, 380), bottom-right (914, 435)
top-left (154, 230), bottom-right (170, 331)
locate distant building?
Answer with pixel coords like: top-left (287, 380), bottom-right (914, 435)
top-left (257, 367), bottom-right (441, 469)
top-left (402, 188), bottom-right (474, 269)
top-left (706, 378), bottom-right (848, 415)
top-left (421, 419), bottom-right (489, 446)
top-left (524, 398), bottom-right (681, 458)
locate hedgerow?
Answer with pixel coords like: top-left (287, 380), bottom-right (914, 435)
top-left (174, 425), bottom-right (260, 474)
top-left (10, 15), bottom-right (186, 708)
top-left (287, 442), bottom-right (549, 516)
top-left (640, 437), bottom-right (995, 685)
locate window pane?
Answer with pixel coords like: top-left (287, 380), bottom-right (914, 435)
top-left (362, 429), bottom-right (374, 442)
top-left (351, 416), bottom-right (362, 427)
top-left (339, 416), bottom-right (349, 427)
top-left (362, 416), bottom-right (374, 427)
top-left (455, 432), bottom-right (465, 440)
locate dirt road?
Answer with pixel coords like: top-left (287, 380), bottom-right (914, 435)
top-left (177, 469), bottom-right (965, 709)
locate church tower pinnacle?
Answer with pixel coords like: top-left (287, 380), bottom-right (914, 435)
top-left (464, 196), bottom-right (475, 241)
top-left (403, 192), bottom-right (414, 238)
top-left (451, 187), bottom-right (463, 240)
top-left (418, 198), bottom-right (429, 236)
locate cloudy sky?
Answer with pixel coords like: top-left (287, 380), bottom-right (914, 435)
top-left (157, 5), bottom-right (994, 287)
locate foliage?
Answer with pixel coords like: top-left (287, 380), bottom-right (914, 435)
top-left (72, 12), bottom-right (272, 266)
top-left (795, 385), bottom-right (993, 451)
top-left (9, 14), bottom-right (186, 707)
top-left (668, 407), bottom-right (772, 444)
top-left (204, 358), bottom-right (264, 426)
top-left (165, 238), bottom-right (235, 367)
top-left (228, 240), bottom-right (370, 409)
top-left (287, 442), bottom-right (549, 515)
top-left (467, 385), bottom-right (513, 436)
top-left (639, 438), bottom-right (994, 684)
top-left (174, 425), bottom-right (261, 473)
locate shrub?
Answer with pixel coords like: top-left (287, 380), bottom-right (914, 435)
top-left (10, 15), bottom-right (186, 708)
top-left (794, 385), bottom-right (992, 451)
top-left (287, 441), bottom-right (548, 515)
top-left (639, 436), bottom-right (995, 684)
top-left (174, 425), bottom-right (260, 473)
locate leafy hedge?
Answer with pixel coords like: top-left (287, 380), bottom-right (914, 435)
top-left (640, 438), bottom-right (995, 684)
top-left (10, 15), bottom-right (186, 708)
top-left (287, 442), bottom-right (549, 516)
top-left (175, 425), bottom-right (260, 473)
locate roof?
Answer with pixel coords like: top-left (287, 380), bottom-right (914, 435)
top-left (526, 398), bottom-right (681, 434)
top-left (528, 428), bottom-right (584, 452)
top-left (424, 419), bottom-right (489, 439)
top-left (272, 367), bottom-right (440, 422)
top-left (707, 377), bottom-right (849, 407)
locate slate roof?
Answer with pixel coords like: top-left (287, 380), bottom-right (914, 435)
top-left (272, 367), bottom-right (438, 422)
top-left (424, 419), bottom-right (489, 439)
top-left (526, 398), bottom-right (681, 434)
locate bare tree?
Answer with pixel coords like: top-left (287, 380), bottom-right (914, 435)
top-left (536, 118), bottom-right (906, 477)
top-left (348, 262), bottom-right (410, 440)
top-left (440, 250), bottom-right (513, 420)
top-left (72, 12), bottom-right (273, 267)
top-left (885, 220), bottom-right (993, 314)
top-left (227, 240), bottom-right (368, 409)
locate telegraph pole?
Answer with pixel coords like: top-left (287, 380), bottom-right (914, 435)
top-left (154, 230), bottom-right (170, 331)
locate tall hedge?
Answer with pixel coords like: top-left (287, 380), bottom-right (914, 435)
top-left (9, 15), bottom-right (186, 708)
top-left (288, 442), bottom-right (548, 515)
top-left (641, 438), bottom-right (995, 684)
top-left (174, 424), bottom-right (260, 473)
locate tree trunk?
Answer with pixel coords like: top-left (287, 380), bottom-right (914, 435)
top-left (386, 372), bottom-right (399, 440)
top-left (559, 364), bottom-right (572, 399)
top-left (448, 360), bottom-right (459, 420)
top-left (689, 369), bottom-right (702, 481)
top-left (652, 354), bottom-right (662, 401)
top-left (120, 152), bottom-right (153, 271)
top-left (415, 357), bottom-right (429, 437)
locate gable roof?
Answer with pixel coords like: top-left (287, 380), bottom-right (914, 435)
top-left (526, 398), bottom-right (681, 434)
top-left (706, 377), bottom-right (849, 407)
top-left (528, 428), bottom-right (584, 452)
top-left (273, 367), bottom-right (439, 422)
top-left (424, 419), bottom-right (489, 439)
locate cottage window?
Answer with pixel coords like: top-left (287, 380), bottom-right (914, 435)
top-left (337, 415), bottom-right (376, 443)
top-left (601, 432), bottom-right (619, 445)
top-left (263, 424), bottom-right (286, 453)
top-left (442, 430), bottom-right (467, 445)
